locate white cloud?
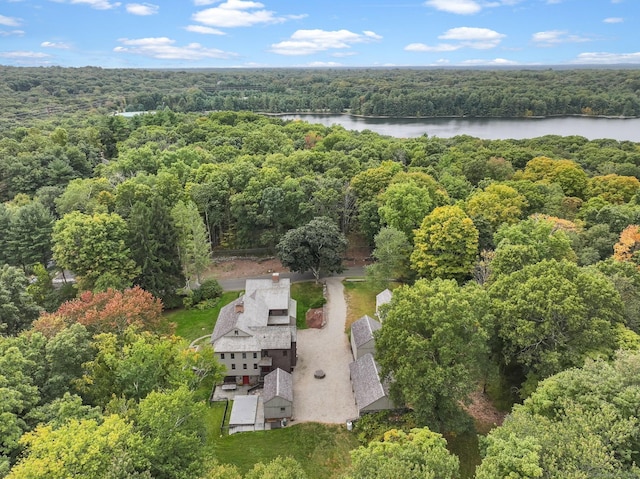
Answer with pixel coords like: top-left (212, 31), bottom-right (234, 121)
top-left (424, 0), bottom-right (522, 14)
top-left (574, 51), bottom-right (640, 64)
top-left (0, 50), bottom-right (51, 58)
top-left (0, 14), bottom-right (21, 26)
top-left (0, 29), bottom-right (24, 36)
top-left (65, 0), bottom-right (122, 9)
top-left (192, 0), bottom-right (299, 28)
top-left (270, 29), bottom-right (382, 56)
top-left (41, 41), bottom-right (71, 49)
top-left (126, 3), bottom-right (158, 15)
top-left (462, 57), bottom-right (519, 65)
top-left (185, 25), bottom-right (225, 35)
top-left (331, 51), bottom-right (358, 58)
top-left (603, 17), bottom-right (623, 23)
top-left (306, 61), bottom-right (343, 67)
top-left (532, 30), bottom-right (590, 46)
top-left (405, 43), bottom-right (461, 52)
top-left (425, 0), bottom-right (481, 14)
top-left (405, 27), bottom-right (504, 53)
top-left (114, 37), bottom-right (235, 60)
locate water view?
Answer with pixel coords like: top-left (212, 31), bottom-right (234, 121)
top-left (280, 114), bottom-right (640, 142)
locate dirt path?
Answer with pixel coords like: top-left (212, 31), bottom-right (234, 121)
top-left (292, 277), bottom-right (358, 424)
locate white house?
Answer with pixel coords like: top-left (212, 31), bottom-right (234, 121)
top-left (211, 274), bottom-right (297, 386)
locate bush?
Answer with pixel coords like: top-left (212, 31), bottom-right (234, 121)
top-left (183, 279), bottom-right (223, 309)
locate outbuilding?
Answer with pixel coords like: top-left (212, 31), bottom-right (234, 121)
top-left (349, 353), bottom-right (394, 415)
top-left (350, 314), bottom-right (381, 360)
top-left (228, 395), bottom-right (264, 434)
top-left (263, 368), bottom-right (293, 421)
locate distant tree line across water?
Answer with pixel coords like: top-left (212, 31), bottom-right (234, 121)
top-left (1, 67), bottom-right (640, 132)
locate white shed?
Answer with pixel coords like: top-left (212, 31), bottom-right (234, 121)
top-left (349, 353), bottom-right (394, 415)
top-left (350, 315), bottom-right (381, 360)
top-left (263, 368), bottom-right (293, 420)
top-left (375, 289), bottom-right (393, 320)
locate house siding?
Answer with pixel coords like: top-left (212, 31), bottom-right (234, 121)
top-left (264, 396), bottom-right (292, 420)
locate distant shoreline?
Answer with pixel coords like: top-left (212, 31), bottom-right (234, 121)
top-left (263, 111), bottom-right (639, 120)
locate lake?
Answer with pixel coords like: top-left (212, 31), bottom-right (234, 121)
top-left (279, 114), bottom-right (640, 142)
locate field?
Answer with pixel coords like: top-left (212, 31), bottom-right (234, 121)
top-left (290, 282), bottom-right (326, 329)
top-left (343, 280), bottom-right (384, 332)
top-left (206, 402), bottom-right (359, 478)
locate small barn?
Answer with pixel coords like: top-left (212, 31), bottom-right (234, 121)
top-left (375, 289), bottom-right (392, 320)
top-left (228, 395), bottom-right (263, 434)
top-left (349, 353), bottom-right (394, 415)
top-left (350, 315), bottom-right (381, 360)
top-left (263, 368), bottom-right (293, 421)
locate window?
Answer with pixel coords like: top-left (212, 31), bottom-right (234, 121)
top-left (283, 350), bottom-right (288, 357)
top-left (231, 364), bottom-right (236, 370)
top-left (243, 364), bottom-right (247, 370)
top-left (234, 330), bottom-right (238, 336)
top-left (242, 352), bottom-right (246, 359)
top-left (253, 352), bottom-right (257, 359)
top-left (220, 353), bottom-right (225, 359)
top-left (280, 407), bottom-right (286, 412)
top-left (231, 353), bottom-right (235, 359)
top-left (253, 364), bottom-right (258, 370)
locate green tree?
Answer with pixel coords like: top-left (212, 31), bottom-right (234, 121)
top-left (5, 200), bottom-right (54, 271)
top-left (411, 205), bottom-right (478, 281)
top-left (245, 457), bottom-right (307, 479)
top-left (347, 428), bottom-right (459, 479)
top-left (134, 387), bottom-right (209, 479)
top-left (276, 217), bottom-right (347, 283)
top-left (171, 200), bottom-right (211, 289)
top-left (366, 227), bottom-right (412, 286)
top-left (0, 265), bottom-right (41, 336)
top-left (489, 260), bottom-right (622, 392)
top-left (375, 279), bottom-right (490, 430)
top-left (465, 183), bottom-right (527, 232)
top-left (7, 415), bottom-right (151, 479)
top-left (378, 182), bottom-right (433, 241)
top-left (55, 177), bottom-right (114, 216)
top-left (477, 351), bottom-right (640, 479)
top-left (491, 217), bottom-right (577, 277)
top-left (52, 211), bottom-right (138, 291)
top-left (127, 197), bottom-right (184, 306)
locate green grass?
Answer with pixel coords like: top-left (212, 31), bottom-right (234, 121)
top-left (210, 421), bottom-right (359, 479)
top-left (165, 291), bottom-right (240, 341)
top-left (291, 282), bottom-right (325, 329)
top-left (446, 431), bottom-right (482, 479)
top-left (343, 280), bottom-right (382, 332)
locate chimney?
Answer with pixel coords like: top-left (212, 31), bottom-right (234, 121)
top-left (272, 272), bottom-right (280, 283)
top-left (235, 302), bottom-right (244, 314)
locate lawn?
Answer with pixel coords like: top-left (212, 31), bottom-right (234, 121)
top-left (209, 417), bottom-right (359, 479)
top-left (343, 280), bottom-right (383, 332)
top-left (165, 291), bottom-right (241, 342)
top-left (290, 282), bottom-right (325, 329)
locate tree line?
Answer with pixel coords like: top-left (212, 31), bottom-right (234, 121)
top-left (2, 67), bottom-right (640, 133)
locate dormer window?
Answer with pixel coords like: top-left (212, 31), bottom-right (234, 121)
top-left (234, 330), bottom-right (238, 336)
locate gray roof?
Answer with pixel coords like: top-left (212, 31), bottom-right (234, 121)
top-left (211, 277), bottom-right (297, 352)
top-left (349, 353), bottom-right (390, 410)
top-left (351, 315), bottom-right (381, 348)
top-left (376, 289), bottom-right (392, 308)
top-left (263, 368), bottom-right (293, 403)
top-left (229, 395), bottom-right (258, 426)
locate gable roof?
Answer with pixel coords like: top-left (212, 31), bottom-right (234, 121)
top-left (351, 315), bottom-right (381, 348)
top-left (263, 368), bottom-right (293, 403)
top-left (349, 353), bottom-right (390, 410)
top-left (376, 289), bottom-right (392, 308)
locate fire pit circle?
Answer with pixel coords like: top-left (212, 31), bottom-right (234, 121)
top-left (314, 369), bottom-right (326, 379)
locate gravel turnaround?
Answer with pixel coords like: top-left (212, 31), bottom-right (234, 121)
top-left (291, 277), bottom-right (358, 424)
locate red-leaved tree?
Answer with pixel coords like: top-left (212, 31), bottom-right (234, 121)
top-left (36, 286), bottom-right (169, 335)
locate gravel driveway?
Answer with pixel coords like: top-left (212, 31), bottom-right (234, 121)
top-left (292, 277), bottom-right (358, 424)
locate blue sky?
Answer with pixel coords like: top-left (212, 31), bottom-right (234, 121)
top-left (0, 0), bottom-right (637, 68)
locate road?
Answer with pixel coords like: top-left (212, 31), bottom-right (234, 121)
top-left (218, 266), bottom-right (365, 291)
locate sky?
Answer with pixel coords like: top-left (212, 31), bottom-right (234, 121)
top-left (0, 0), bottom-right (638, 68)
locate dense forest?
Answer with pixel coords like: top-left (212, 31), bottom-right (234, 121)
top-left (3, 66), bottom-right (640, 477)
top-left (2, 67), bottom-right (640, 134)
